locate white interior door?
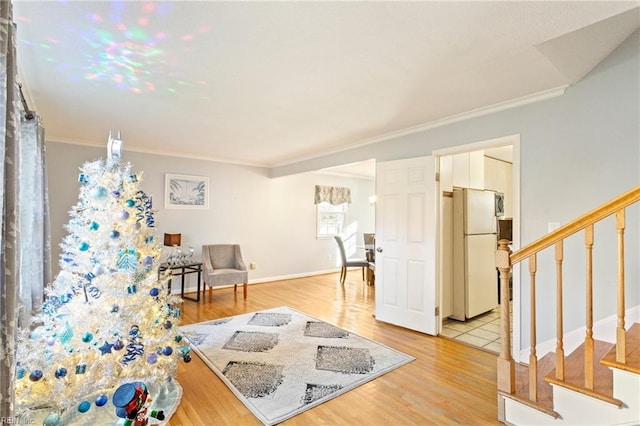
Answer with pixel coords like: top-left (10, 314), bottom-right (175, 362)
top-left (375, 156), bottom-right (437, 335)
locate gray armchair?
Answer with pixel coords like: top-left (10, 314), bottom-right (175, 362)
top-left (202, 244), bottom-right (248, 303)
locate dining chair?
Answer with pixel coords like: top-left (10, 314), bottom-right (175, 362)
top-left (362, 233), bottom-right (375, 262)
top-left (334, 235), bottom-right (369, 284)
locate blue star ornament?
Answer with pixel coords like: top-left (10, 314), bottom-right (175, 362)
top-left (98, 341), bottom-right (114, 355)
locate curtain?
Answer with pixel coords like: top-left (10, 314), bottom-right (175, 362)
top-left (17, 115), bottom-right (50, 327)
top-left (314, 185), bottom-right (351, 205)
top-left (0, 1), bottom-right (20, 418)
top-left (1, 1), bottom-right (50, 419)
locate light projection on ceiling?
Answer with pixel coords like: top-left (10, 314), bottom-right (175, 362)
top-left (16, 1), bottom-right (210, 95)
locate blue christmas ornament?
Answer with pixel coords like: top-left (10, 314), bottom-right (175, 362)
top-left (78, 401), bottom-right (91, 413)
top-left (95, 394), bottom-right (108, 407)
top-left (82, 332), bottom-right (93, 343)
top-left (92, 265), bottom-right (105, 276)
top-left (98, 341), bottom-right (114, 355)
top-left (43, 412), bottom-right (61, 426)
top-left (90, 186), bottom-right (108, 200)
top-left (149, 288), bottom-right (159, 297)
top-left (125, 199), bottom-right (135, 207)
top-left (78, 242), bottom-right (90, 251)
top-left (46, 336), bottom-right (56, 346)
top-left (143, 256), bottom-right (154, 266)
top-left (29, 370), bottom-right (43, 381)
top-left (113, 339), bottom-right (124, 351)
top-left (119, 210), bottom-right (130, 220)
top-left (54, 367), bottom-right (67, 378)
top-left (86, 285), bottom-right (101, 299)
top-left (147, 353), bottom-right (158, 364)
top-left (167, 305), bottom-right (181, 318)
top-left (16, 366), bottom-right (25, 379)
top-left (162, 346), bottom-right (173, 356)
top-left (183, 354), bottom-right (192, 363)
top-left (164, 320), bottom-right (172, 330)
top-left (59, 322), bottom-right (73, 344)
top-left (174, 335), bottom-right (183, 343)
top-left (117, 249), bottom-right (138, 271)
top-left (110, 230), bottom-right (120, 239)
top-left (123, 342), bottom-right (144, 364)
top-left (42, 296), bottom-right (62, 315)
top-left (89, 221), bottom-right (99, 230)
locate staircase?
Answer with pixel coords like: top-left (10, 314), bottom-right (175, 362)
top-left (496, 186), bottom-right (640, 425)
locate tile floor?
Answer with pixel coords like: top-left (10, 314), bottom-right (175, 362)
top-left (441, 303), bottom-right (512, 353)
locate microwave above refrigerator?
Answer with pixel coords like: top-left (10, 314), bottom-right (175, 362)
top-left (495, 192), bottom-right (505, 217)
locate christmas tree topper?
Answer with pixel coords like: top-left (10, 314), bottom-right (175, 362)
top-left (108, 130), bottom-right (123, 162)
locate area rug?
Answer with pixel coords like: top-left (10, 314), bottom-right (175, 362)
top-left (179, 306), bottom-right (414, 425)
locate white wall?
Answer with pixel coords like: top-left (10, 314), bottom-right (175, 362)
top-left (45, 143), bottom-right (375, 292)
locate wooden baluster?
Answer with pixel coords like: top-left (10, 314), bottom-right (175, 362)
top-left (584, 224), bottom-right (594, 389)
top-left (616, 210), bottom-right (626, 363)
top-left (496, 239), bottom-right (515, 394)
top-left (529, 254), bottom-right (538, 401)
top-left (555, 240), bottom-right (565, 380)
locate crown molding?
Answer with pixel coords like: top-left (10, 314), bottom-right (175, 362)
top-left (45, 136), bottom-right (269, 168)
top-left (272, 85), bottom-right (568, 167)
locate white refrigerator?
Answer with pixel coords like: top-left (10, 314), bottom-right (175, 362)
top-left (451, 188), bottom-right (498, 321)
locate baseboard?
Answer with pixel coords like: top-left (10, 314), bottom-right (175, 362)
top-left (172, 268), bottom-right (341, 295)
top-left (518, 305), bottom-right (640, 361)
top-left (248, 268), bottom-right (341, 284)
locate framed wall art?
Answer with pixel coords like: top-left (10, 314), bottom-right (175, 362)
top-left (164, 173), bottom-right (210, 209)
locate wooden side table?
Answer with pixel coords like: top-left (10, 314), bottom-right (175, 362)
top-left (158, 261), bottom-right (202, 302)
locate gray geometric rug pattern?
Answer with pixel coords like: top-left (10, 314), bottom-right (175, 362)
top-left (179, 307), bottom-right (414, 425)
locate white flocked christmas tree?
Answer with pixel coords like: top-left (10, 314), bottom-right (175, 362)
top-left (15, 134), bottom-right (188, 424)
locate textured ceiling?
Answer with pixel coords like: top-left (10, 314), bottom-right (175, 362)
top-left (13, 1), bottom-right (639, 168)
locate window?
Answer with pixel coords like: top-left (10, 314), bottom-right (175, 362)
top-left (316, 202), bottom-right (348, 238)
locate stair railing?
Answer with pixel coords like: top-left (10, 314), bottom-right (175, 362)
top-left (496, 185), bottom-right (640, 403)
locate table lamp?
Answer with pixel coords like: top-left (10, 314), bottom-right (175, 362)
top-left (163, 233), bottom-right (181, 247)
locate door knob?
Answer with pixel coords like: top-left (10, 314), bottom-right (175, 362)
top-left (376, 247), bottom-right (383, 253)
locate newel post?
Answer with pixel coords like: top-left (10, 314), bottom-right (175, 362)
top-left (496, 239), bottom-right (515, 394)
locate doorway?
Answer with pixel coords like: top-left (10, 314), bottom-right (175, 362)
top-left (434, 135), bottom-right (520, 354)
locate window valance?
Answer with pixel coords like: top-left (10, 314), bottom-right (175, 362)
top-left (314, 185), bottom-right (351, 205)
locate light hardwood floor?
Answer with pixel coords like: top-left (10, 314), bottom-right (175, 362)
top-left (168, 271), bottom-right (500, 425)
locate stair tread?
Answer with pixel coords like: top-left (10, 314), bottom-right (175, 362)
top-left (545, 339), bottom-right (622, 406)
top-left (600, 322), bottom-right (640, 374)
top-left (505, 352), bottom-right (557, 416)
